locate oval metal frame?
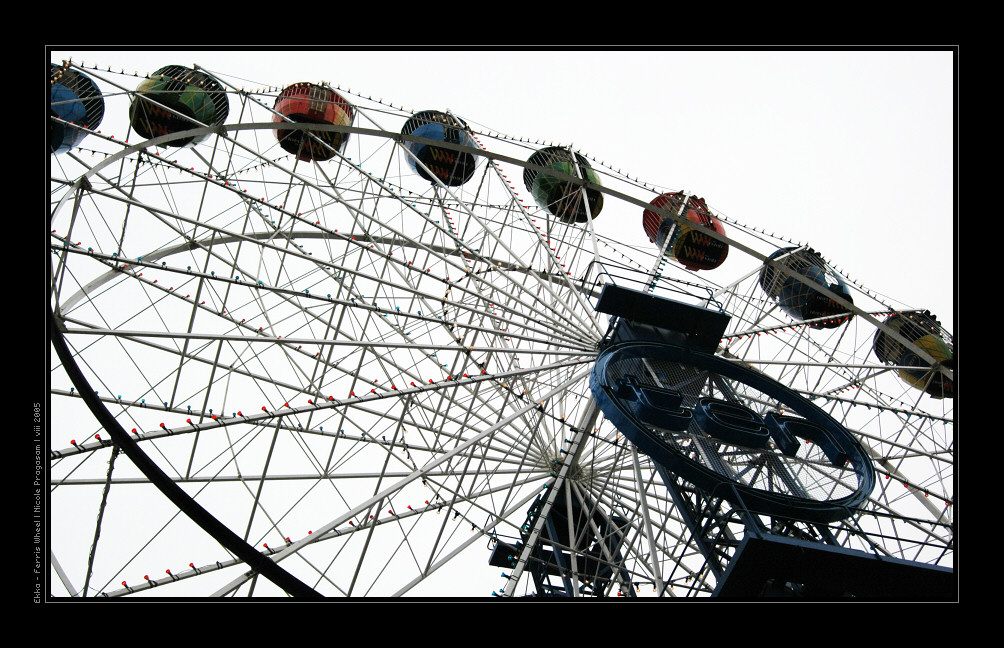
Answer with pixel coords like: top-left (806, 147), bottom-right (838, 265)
top-left (589, 341), bottom-right (876, 523)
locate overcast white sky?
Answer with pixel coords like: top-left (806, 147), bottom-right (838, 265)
top-left (50, 48), bottom-right (956, 333)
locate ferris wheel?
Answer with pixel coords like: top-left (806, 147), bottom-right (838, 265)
top-left (48, 58), bottom-right (955, 598)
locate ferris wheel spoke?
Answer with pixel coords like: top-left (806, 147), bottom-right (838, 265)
top-left (62, 218), bottom-right (596, 356)
top-left (250, 442), bottom-right (538, 594)
top-left (526, 427), bottom-right (659, 594)
top-left (407, 457), bottom-right (536, 582)
top-left (851, 497), bottom-right (953, 560)
top-left (391, 484), bottom-right (545, 597)
top-left (53, 379), bottom-right (583, 484)
top-left (585, 472), bottom-right (712, 595)
top-left (298, 162), bottom-right (577, 341)
top-left (422, 191), bottom-right (598, 342)
top-left (478, 164), bottom-right (604, 339)
top-left (202, 366), bottom-right (593, 596)
top-left (81, 414), bottom-right (335, 598)
top-left (571, 478), bottom-right (682, 596)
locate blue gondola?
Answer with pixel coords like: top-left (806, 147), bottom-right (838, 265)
top-left (401, 111), bottom-right (477, 186)
top-left (50, 63), bottom-right (104, 154)
top-left (759, 247), bottom-right (853, 328)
